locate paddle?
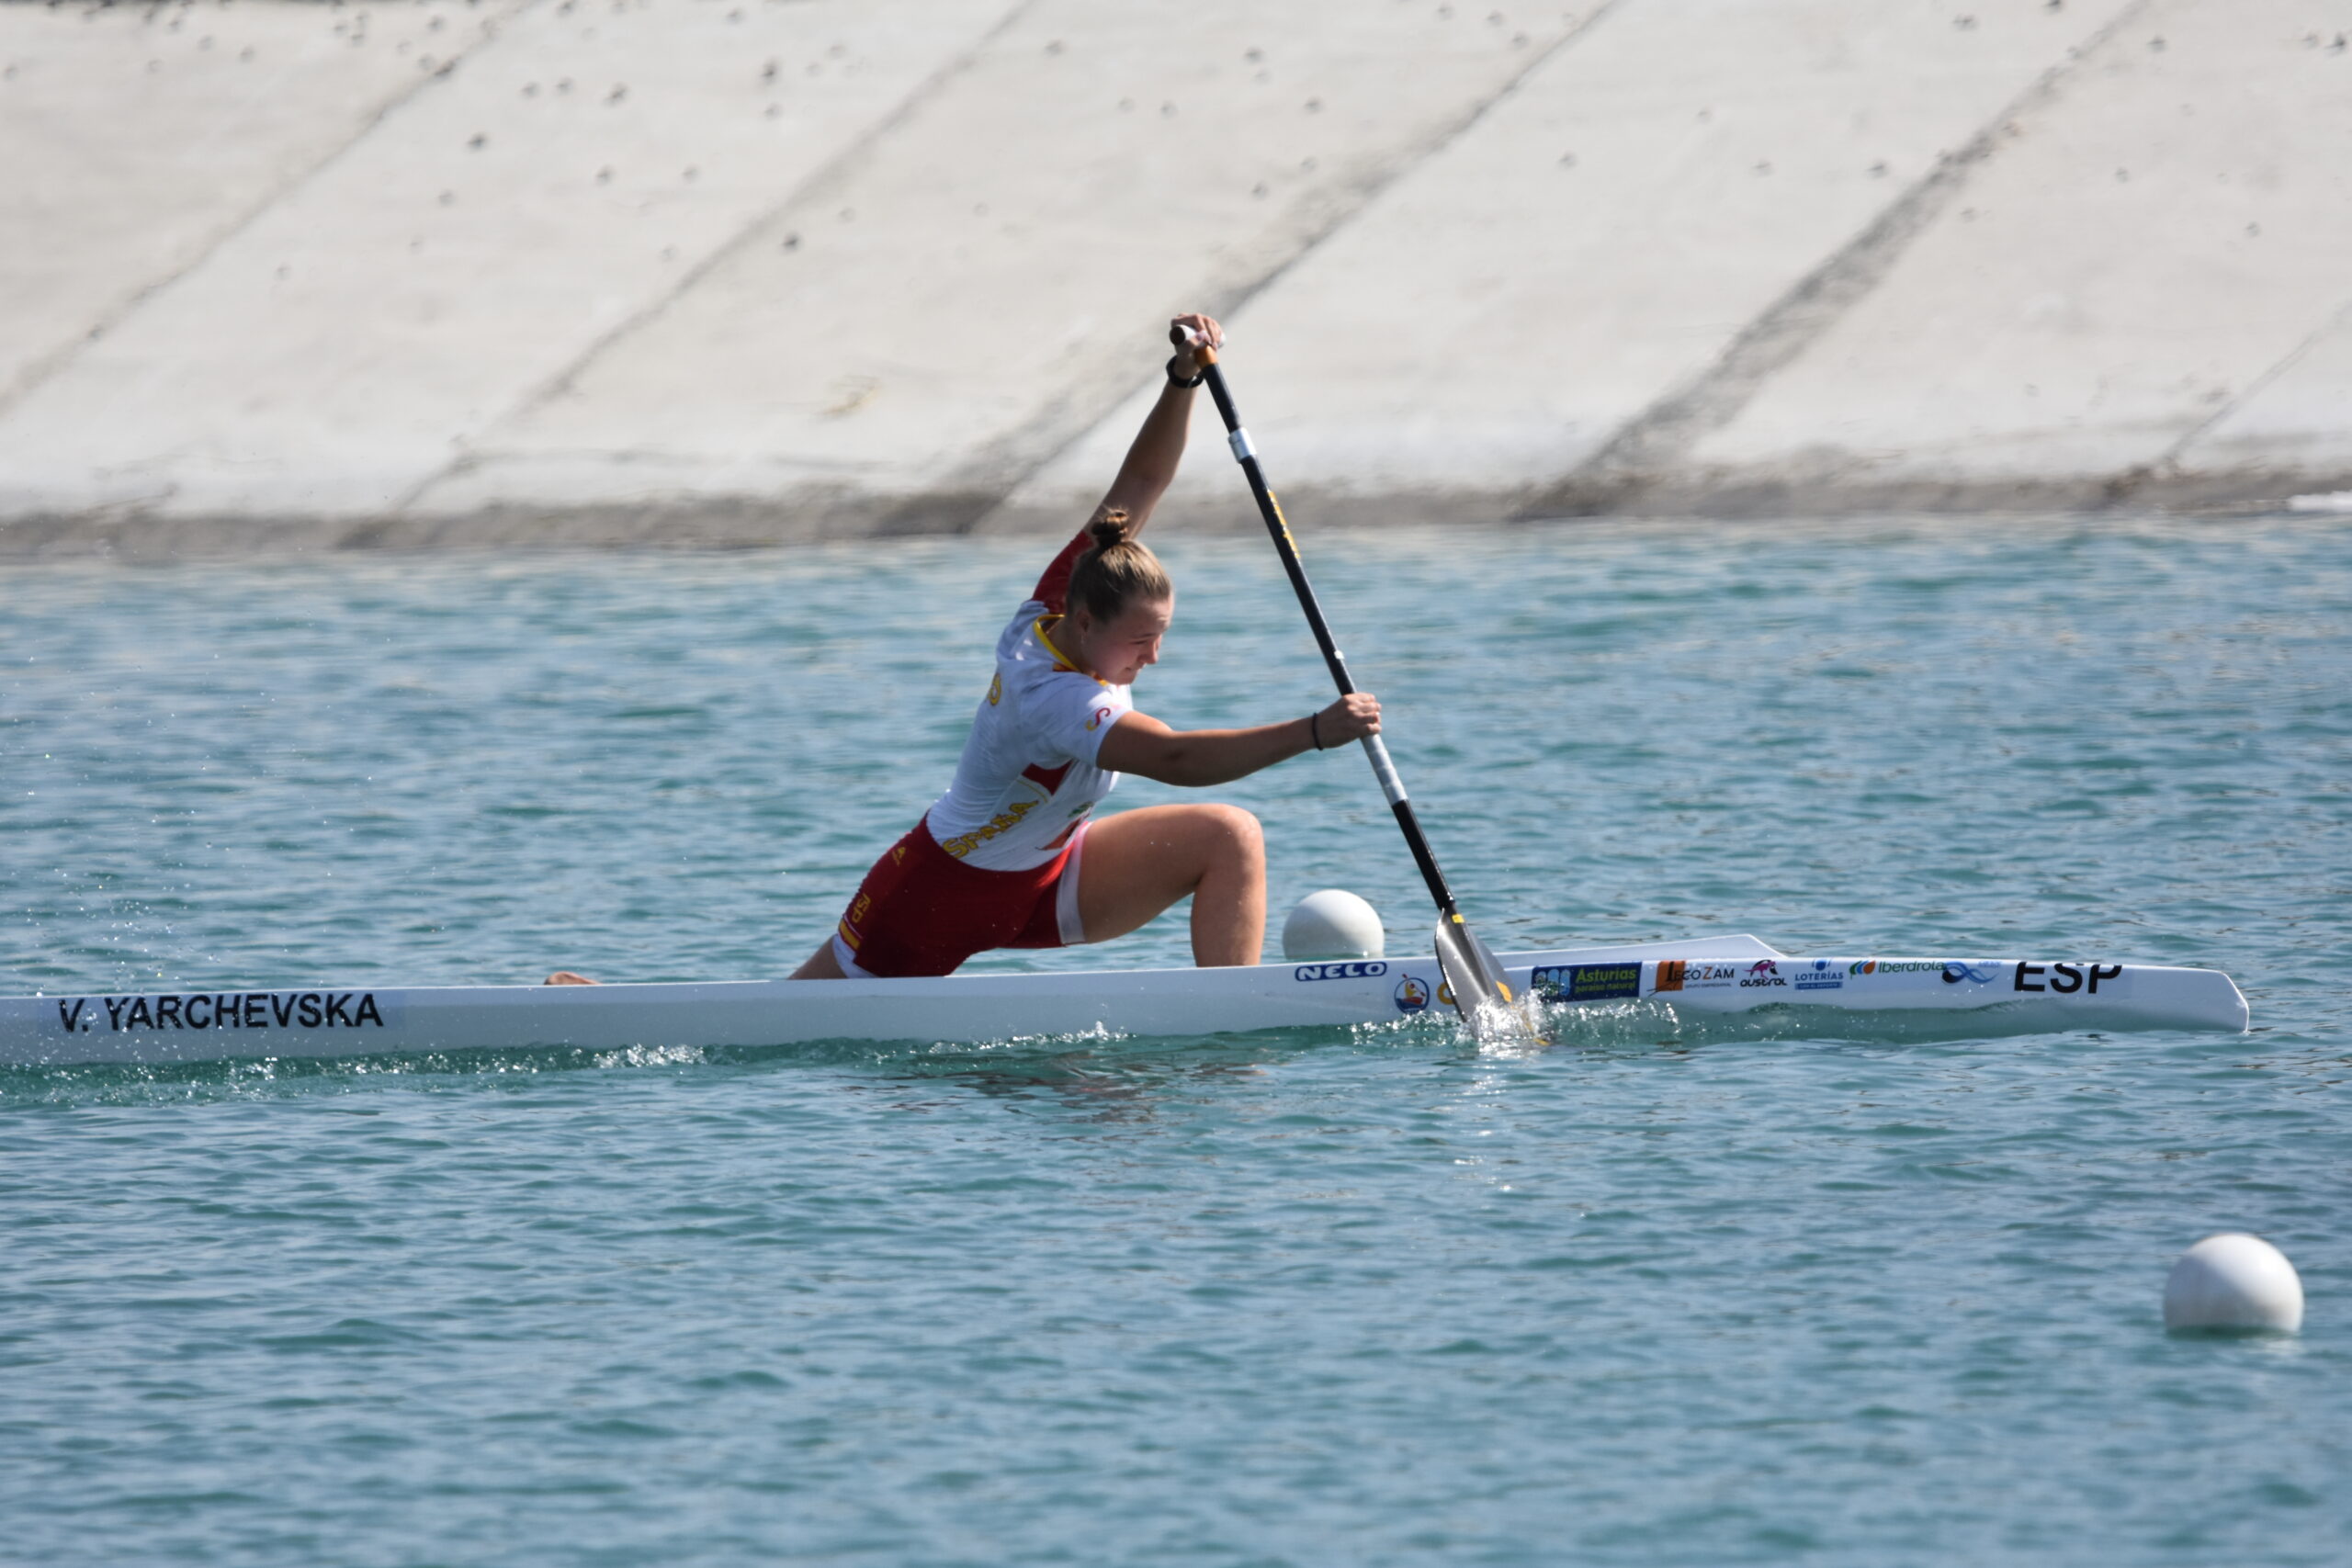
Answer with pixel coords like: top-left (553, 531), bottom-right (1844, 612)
top-left (1193, 347), bottom-right (1543, 1047)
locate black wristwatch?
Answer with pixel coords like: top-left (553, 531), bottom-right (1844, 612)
top-left (1166, 355), bottom-right (1204, 389)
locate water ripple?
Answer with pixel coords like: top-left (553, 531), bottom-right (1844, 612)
top-left (0, 517), bottom-right (2346, 1564)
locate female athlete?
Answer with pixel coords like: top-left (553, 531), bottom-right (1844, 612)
top-left (547, 312), bottom-right (1378, 986)
top-left (803, 311), bottom-right (1379, 977)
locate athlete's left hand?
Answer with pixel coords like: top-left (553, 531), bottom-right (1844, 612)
top-left (1169, 312), bottom-right (1225, 377)
top-left (1314, 692), bottom-right (1381, 748)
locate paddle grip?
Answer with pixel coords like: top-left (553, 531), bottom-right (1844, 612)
top-left (1361, 733), bottom-right (1408, 807)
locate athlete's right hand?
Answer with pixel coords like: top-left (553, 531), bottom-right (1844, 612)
top-left (1169, 312), bottom-right (1225, 376)
top-left (1315, 692), bottom-right (1381, 749)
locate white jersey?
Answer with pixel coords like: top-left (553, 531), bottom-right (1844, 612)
top-left (922, 601), bottom-right (1134, 872)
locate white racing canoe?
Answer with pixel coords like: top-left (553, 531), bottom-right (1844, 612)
top-left (0, 934), bottom-right (2246, 1068)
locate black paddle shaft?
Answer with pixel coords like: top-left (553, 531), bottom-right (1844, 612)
top-left (1198, 362), bottom-right (1461, 921)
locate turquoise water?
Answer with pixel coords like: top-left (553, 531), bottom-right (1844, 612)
top-left (2, 516), bottom-right (2347, 1564)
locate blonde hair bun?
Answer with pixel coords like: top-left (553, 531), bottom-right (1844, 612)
top-left (1068, 508), bottom-right (1170, 623)
top-left (1086, 511), bottom-right (1134, 551)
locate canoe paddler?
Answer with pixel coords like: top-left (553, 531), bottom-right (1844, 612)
top-left (546, 313), bottom-right (1378, 987)
top-left (804, 311), bottom-right (1379, 978)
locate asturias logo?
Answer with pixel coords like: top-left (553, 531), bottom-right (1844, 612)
top-left (1941, 961), bottom-right (2002, 986)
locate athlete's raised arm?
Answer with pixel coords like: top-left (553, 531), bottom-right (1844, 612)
top-left (1096, 693), bottom-right (1380, 788)
top-left (1094, 312), bottom-right (1224, 533)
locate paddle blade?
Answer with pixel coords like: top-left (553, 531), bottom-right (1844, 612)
top-left (1434, 915), bottom-right (1546, 1047)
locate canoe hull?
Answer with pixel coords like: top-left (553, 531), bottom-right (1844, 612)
top-left (0, 936), bottom-right (2247, 1068)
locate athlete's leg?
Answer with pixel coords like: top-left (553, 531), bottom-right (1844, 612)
top-left (1074, 804), bottom-right (1265, 966)
top-left (789, 941), bottom-right (847, 980)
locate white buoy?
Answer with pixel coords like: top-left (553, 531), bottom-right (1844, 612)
top-left (1282, 889), bottom-right (1385, 962)
top-left (2164, 1233), bottom-right (2304, 1332)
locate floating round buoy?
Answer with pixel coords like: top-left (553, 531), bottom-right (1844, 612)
top-left (2164, 1233), bottom-right (2303, 1333)
top-left (1282, 889), bottom-right (1385, 961)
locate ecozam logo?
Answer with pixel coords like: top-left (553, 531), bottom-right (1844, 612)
top-left (1940, 962), bottom-right (2002, 986)
top-left (1293, 962), bottom-right (1387, 982)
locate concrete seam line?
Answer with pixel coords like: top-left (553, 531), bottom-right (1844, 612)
top-left (0, 0), bottom-right (538, 423)
top-left (1521, 0), bottom-right (2159, 521)
top-left (392, 0), bottom-right (1043, 518)
top-left (2132, 292), bottom-right (2352, 496)
top-left (944, 0), bottom-right (1633, 539)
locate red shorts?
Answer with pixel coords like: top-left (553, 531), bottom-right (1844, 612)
top-left (830, 818), bottom-right (1087, 978)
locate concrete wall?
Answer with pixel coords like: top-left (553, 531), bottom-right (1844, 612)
top-left (1, 0), bottom-right (2346, 553)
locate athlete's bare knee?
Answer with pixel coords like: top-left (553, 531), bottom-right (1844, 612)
top-left (1213, 808), bottom-right (1270, 860)
top-left (1200, 804), bottom-right (1264, 867)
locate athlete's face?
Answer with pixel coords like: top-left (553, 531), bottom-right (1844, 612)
top-left (1073, 593), bottom-right (1172, 685)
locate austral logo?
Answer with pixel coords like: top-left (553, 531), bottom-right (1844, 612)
top-left (1294, 962), bottom-right (1387, 982)
top-left (52, 991), bottom-right (393, 1034)
top-left (1739, 960), bottom-right (1788, 989)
